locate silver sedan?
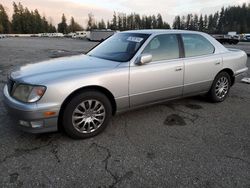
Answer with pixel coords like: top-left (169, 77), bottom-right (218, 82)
top-left (3, 30), bottom-right (248, 138)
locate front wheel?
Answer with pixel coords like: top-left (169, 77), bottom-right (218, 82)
top-left (62, 91), bottom-right (112, 139)
top-left (208, 72), bottom-right (231, 102)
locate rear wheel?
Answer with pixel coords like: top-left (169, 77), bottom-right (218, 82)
top-left (208, 72), bottom-right (231, 102)
top-left (62, 91), bottom-right (112, 139)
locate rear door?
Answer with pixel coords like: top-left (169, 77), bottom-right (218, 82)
top-left (181, 34), bottom-right (223, 96)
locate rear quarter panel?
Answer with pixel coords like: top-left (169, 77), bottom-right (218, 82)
top-left (222, 49), bottom-right (248, 75)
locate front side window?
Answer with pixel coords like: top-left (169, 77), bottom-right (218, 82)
top-left (182, 34), bottom-right (215, 57)
top-left (88, 33), bottom-right (150, 62)
top-left (142, 34), bottom-right (180, 62)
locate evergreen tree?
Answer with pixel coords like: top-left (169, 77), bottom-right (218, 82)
top-left (58, 14), bottom-right (67, 34)
top-left (156, 14), bottom-right (164, 29)
top-left (12, 2), bottom-right (23, 33)
top-left (68, 16), bottom-right (75, 32)
top-left (193, 14), bottom-right (199, 30)
top-left (41, 16), bottom-right (49, 32)
top-left (217, 7), bottom-right (225, 33)
top-left (22, 8), bottom-right (32, 33)
top-left (117, 13), bottom-right (122, 30)
top-left (110, 12), bottom-right (117, 30)
top-left (198, 15), bottom-right (204, 31)
top-left (207, 14), bottom-right (214, 33)
top-left (180, 16), bottom-right (186, 29)
top-left (134, 14), bottom-right (141, 29)
top-left (122, 14), bottom-right (127, 30)
top-left (172, 16), bottom-right (181, 29)
top-left (48, 23), bottom-right (56, 33)
top-left (163, 22), bottom-right (170, 29)
top-left (0, 4), bottom-right (11, 33)
top-left (141, 16), bottom-right (146, 29)
top-left (87, 13), bottom-right (94, 31)
top-left (33, 9), bottom-right (42, 33)
top-left (212, 12), bottom-right (219, 33)
top-left (106, 20), bottom-right (110, 29)
top-left (203, 14), bottom-right (208, 32)
top-left (92, 22), bottom-right (98, 29)
top-left (98, 19), bottom-right (106, 29)
top-left (68, 17), bottom-right (83, 32)
top-left (145, 15), bottom-right (152, 29)
top-left (126, 14), bottom-right (133, 29)
top-left (186, 14), bottom-right (193, 30)
top-left (151, 15), bottom-right (157, 29)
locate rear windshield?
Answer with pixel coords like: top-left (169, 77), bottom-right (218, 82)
top-left (88, 33), bottom-right (150, 62)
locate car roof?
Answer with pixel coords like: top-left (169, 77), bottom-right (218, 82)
top-left (121, 29), bottom-right (204, 35)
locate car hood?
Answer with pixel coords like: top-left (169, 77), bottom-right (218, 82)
top-left (10, 54), bottom-right (121, 84)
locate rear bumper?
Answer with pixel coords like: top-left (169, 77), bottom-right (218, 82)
top-left (3, 85), bottom-right (59, 133)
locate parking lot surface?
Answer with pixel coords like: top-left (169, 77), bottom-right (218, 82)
top-left (0, 38), bottom-right (250, 188)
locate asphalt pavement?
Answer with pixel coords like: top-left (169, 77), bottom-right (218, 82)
top-left (0, 37), bottom-right (249, 188)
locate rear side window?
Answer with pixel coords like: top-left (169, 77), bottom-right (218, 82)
top-left (182, 34), bottom-right (215, 57)
top-left (142, 34), bottom-right (179, 62)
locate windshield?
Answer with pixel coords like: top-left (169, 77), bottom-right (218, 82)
top-left (87, 33), bottom-right (150, 62)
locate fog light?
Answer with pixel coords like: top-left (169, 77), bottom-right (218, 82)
top-left (19, 120), bottom-right (30, 127)
top-left (30, 121), bottom-right (44, 128)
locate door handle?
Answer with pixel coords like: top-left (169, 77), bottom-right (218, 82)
top-left (175, 67), bottom-right (183, 71)
top-left (215, 62), bottom-right (221, 65)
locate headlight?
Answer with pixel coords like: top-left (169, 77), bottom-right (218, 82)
top-left (12, 84), bottom-right (46, 103)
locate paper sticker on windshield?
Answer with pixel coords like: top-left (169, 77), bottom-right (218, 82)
top-left (127, 36), bottom-right (143, 43)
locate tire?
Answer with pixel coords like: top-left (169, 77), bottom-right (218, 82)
top-left (62, 91), bottom-right (112, 139)
top-left (208, 72), bottom-right (231, 103)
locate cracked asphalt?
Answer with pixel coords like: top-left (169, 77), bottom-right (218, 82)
top-left (0, 38), bottom-right (250, 188)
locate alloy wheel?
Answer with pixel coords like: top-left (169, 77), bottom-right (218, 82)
top-left (72, 99), bottom-right (106, 133)
top-left (215, 76), bottom-right (229, 99)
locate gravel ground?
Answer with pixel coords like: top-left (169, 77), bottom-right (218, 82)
top-left (0, 37), bottom-right (250, 188)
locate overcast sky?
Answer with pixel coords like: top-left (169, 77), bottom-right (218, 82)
top-left (2, 0), bottom-right (249, 27)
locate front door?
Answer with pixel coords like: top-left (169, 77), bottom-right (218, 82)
top-left (129, 34), bottom-right (184, 107)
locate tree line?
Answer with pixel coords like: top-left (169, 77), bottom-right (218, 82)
top-left (172, 3), bottom-right (250, 34)
top-left (57, 14), bottom-right (83, 34)
top-left (11, 2), bottom-right (56, 34)
top-left (86, 12), bottom-right (170, 31)
top-left (0, 2), bottom-right (250, 34)
top-left (0, 2), bottom-right (83, 34)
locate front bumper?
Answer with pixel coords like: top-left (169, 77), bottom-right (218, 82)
top-left (3, 85), bottom-right (60, 133)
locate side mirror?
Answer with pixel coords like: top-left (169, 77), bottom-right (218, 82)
top-left (135, 53), bottom-right (152, 65)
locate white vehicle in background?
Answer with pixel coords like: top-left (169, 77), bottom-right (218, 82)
top-left (87, 30), bottom-right (116, 41)
top-left (72, 31), bottom-right (87, 39)
top-left (241, 33), bottom-right (250, 42)
top-left (40, 33), bottom-right (49, 37)
top-left (40, 33), bottom-right (64, 38)
top-left (0, 34), bottom-right (6, 39)
top-left (48, 33), bottom-right (64, 38)
top-left (228, 31), bottom-right (237, 37)
top-left (65, 32), bottom-right (75, 38)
